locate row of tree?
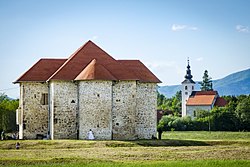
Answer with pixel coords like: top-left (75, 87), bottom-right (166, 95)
top-left (157, 90), bottom-right (182, 116)
top-left (157, 94), bottom-right (250, 131)
top-left (0, 93), bottom-right (18, 132)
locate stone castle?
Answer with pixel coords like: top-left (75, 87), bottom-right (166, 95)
top-left (14, 41), bottom-right (161, 140)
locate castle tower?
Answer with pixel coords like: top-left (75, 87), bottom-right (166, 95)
top-left (181, 59), bottom-right (195, 117)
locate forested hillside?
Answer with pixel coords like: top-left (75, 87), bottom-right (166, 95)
top-left (159, 68), bottom-right (250, 97)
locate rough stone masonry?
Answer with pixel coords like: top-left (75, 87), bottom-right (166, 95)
top-left (14, 40), bottom-right (161, 140)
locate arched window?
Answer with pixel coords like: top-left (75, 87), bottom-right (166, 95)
top-left (185, 86), bottom-right (188, 90)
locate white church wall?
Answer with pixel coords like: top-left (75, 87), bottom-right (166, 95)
top-left (182, 83), bottom-right (195, 117)
top-left (186, 105), bottom-right (212, 118)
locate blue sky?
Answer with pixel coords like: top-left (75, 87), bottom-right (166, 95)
top-left (0, 0), bottom-right (250, 98)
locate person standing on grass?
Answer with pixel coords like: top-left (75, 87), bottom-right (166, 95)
top-left (87, 129), bottom-right (95, 140)
top-left (16, 142), bottom-right (20, 149)
top-left (1, 131), bottom-right (5, 140)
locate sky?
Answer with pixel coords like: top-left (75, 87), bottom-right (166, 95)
top-left (0, 0), bottom-right (250, 98)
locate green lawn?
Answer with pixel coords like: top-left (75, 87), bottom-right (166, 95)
top-left (163, 131), bottom-right (250, 140)
top-left (0, 131), bottom-right (250, 167)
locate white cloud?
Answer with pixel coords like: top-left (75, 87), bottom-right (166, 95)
top-left (172, 24), bottom-right (187, 31)
top-left (236, 25), bottom-right (249, 33)
top-left (91, 35), bottom-right (99, 40)
top-left (196, 57), bottom-right (203, 62)
top-left (171, 24), bottom-right (198, 31)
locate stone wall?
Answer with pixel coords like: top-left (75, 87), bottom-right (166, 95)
top-left (50, 81), bottom-right (77, 139)
top-left (78, 81), bottom-right (112, 140)
top-left (135, 82), bottom-right (157, 139)
top-left (19, 82), bottom-right (49, 139)
top-left (19, 80), bottom-right (158, 140)
top-left (112, 81), bottom-right (137, 140)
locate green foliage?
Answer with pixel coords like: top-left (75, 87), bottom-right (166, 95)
top-left (200, 70), bottom-right (213, 91)
top-left (236, 95), bottom-right (250, 130)
top-left (158, 94), bottom-right (250, 131)
top-left (157, 91), bottom-right (182, 116)
top-left (0, 93), bottom-right (19, 132)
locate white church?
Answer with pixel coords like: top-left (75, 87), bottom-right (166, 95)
top-left (181, 60), bottom-right (227, 118)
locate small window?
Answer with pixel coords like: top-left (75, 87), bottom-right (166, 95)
top-left (41, 93), bottom-right (48, 105)
top-left (192, 86), bottom-right (194, 90)
top-left (185, 86), bottom-right (188, 90)
top-left (193, 110), bottom-right (196, 117)
top-left (185, 92), bottom-right (188, 95)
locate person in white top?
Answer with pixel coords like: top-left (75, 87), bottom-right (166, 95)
top-left (87, 129), bottom-right (95, 140)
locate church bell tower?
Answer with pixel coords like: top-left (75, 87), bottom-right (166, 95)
top-left (181, 59), bottom-right (195, 117)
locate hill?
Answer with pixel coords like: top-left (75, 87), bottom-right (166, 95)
top-left (158, 68), bottom-right (250, 97)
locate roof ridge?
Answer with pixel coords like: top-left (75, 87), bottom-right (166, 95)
top-left (75, 59), bottom-right (117, 81)
top-left (40, 58), bottom-right (67, 60)
top-left (47, 40), bottom-right (93, 81)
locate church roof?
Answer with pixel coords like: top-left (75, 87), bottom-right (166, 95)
top-left (15, 40), bottom-right (161, 83)
top-left (214, 97), bottom-right (228, 107)
top-left (182, 79), bottom-right (195, 84)
top-left (182, 59), bottom-right (195, 84)
top-left (186, 91), bottom-right (218, 106)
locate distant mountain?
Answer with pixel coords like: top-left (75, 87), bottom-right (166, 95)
top-left (158, 68), bottom-right (250, 97)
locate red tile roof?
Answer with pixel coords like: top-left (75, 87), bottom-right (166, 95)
top-left (214, 97), bottom-right (227, 107)
top-left (186, 91), bottom-right (218, 106)
top-left (118, 60), bottom-right (161, 83)
top-left (14, 59), bottom-right (66, 83)
top-left (75, 59), bottom-right (117, 80)
top-left (15, 40), bottom-right (161, 83)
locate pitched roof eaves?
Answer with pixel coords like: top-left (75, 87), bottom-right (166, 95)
top-left (13, 80), bottom-right (47, 84)
top-left (186, 104), bottom-right (212, 106)
top-left (14, 59), bottom-right (43, 84)
top-left (118, 60), bottom-right (161, 83)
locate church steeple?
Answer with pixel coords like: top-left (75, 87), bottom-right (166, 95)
top-left (185, 58), bottom-right (193, 80)
top-left (182, 58), bottom-right (195, 84)
top-left (181, 58), bottom-right (196, 117)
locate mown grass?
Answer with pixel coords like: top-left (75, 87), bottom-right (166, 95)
top-left (163, 131), bottom-right (250, 141)
top-left (0, 131), bottom-right (250, 167)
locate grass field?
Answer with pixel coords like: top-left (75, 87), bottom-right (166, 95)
top-left (0, 131), bottom-right (250, 167)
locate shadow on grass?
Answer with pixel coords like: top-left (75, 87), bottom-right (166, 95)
top-left (133, 139), bottom-right (210, 147)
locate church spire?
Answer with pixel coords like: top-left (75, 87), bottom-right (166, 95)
top-left (185, 57), bottom-right (193, 80)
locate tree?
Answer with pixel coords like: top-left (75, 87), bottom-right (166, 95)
top-left (0, 94), bottom-right (19, 132)
top-left (170, 91), bottom-right (182, 116)
top-left (199, 70), bottom-right (213, 91)
top-left (235, 96), bottom-right (250, 130)
top-left (157, 92), bottom-right (167, 109)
